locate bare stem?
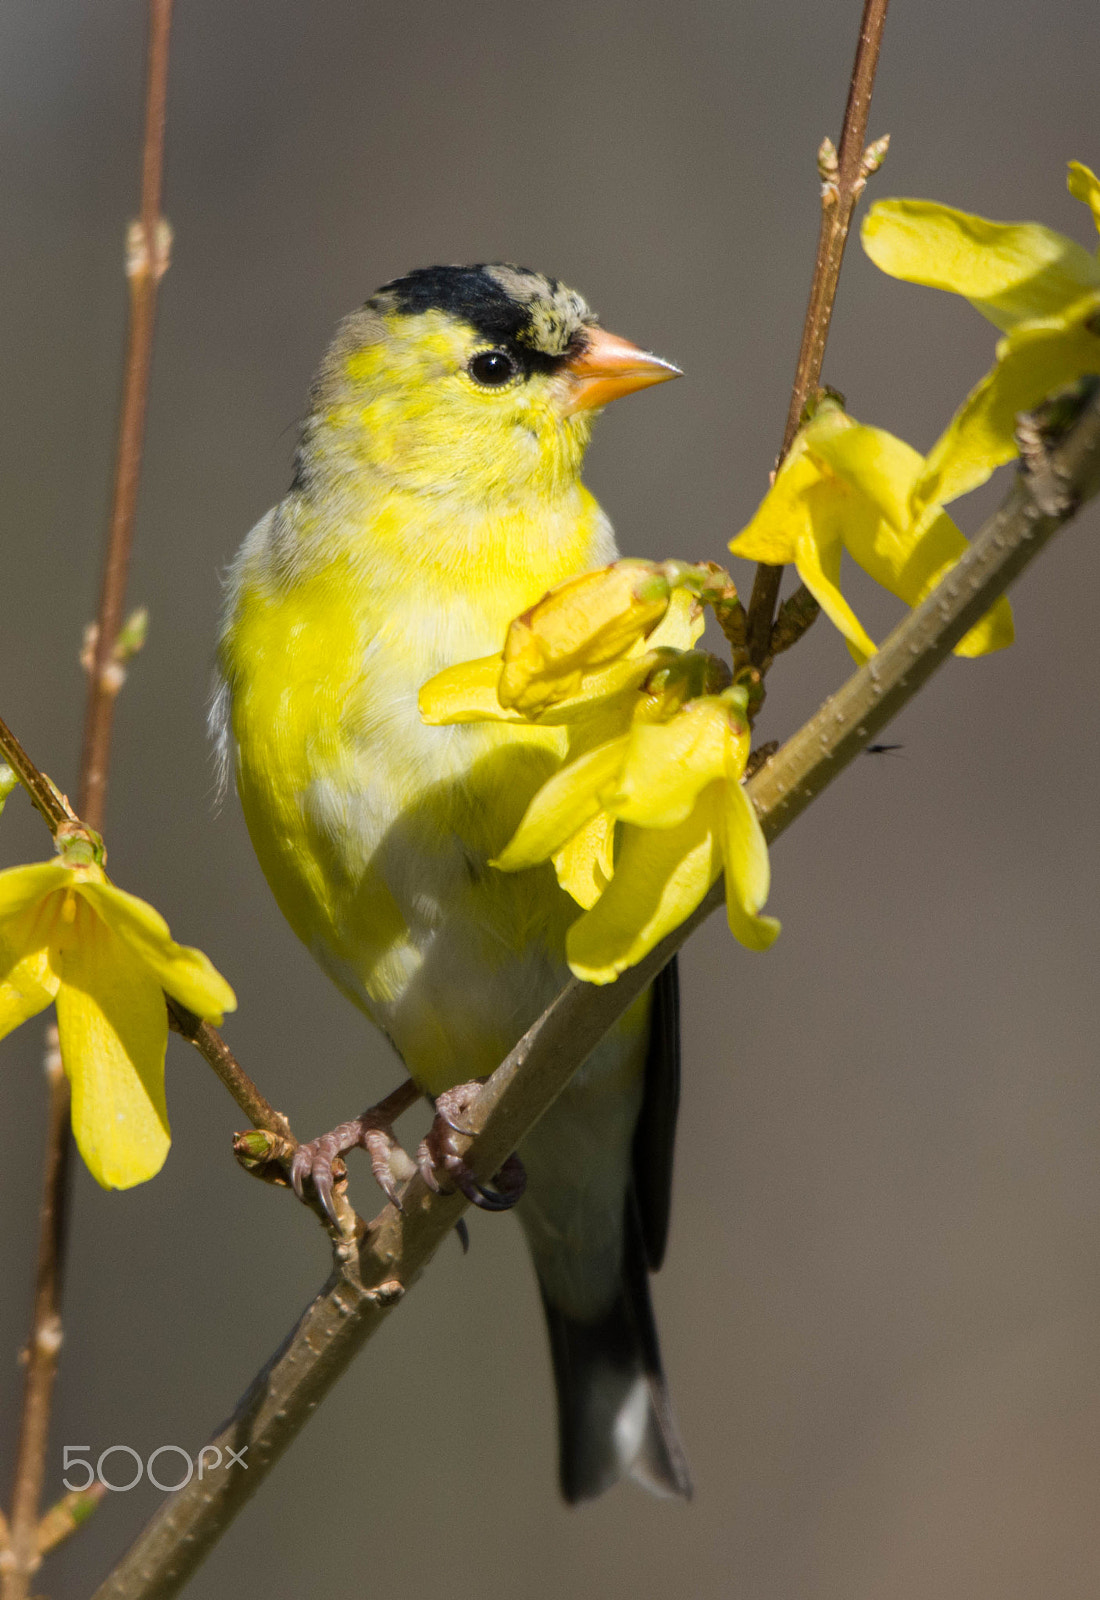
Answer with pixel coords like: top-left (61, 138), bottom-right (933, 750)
top-left (166, 1002), bottom-right (294, 1144)
top-left (4, 5), bottom-right (175, 1593)
top-left (745, 0), bottom-right (890, 664)
top-left (0, 715), bottom-right (76, 836)
top-left (3, 1031), bottom-right (72, 1599)
top-left (0, 710), bottom-right (299, 1159)
top-left (78, 0), bottom-right (173, 833)
top-left (36, 1484), bottom-right (107, 1559)
top-left (89, 387), bottom-right (1100, 1600)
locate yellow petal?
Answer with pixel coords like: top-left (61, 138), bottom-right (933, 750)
top-left (499, 562), bottom-right (670, 715)
top-left (808, 419), bottom-right (922, 530)
top-left (870, 504), bottom-right (1014, 656)
top-left (954, 595), bottom-right (1015, 657)
top-left (0, 895), bottom-right (60, 1040)
top-left (493, 735), bottom-right (631, 871)
top-left (1068, 161), bottom-right (1100, 239)
top-left (802, 424), bottom-right (924, 651)
top-left (0, 763), bottom-right (20, 817)
top-left (552, 811), bottom-right (615, 909)
top-left (794, 525), bottom-right (878, 665)
top-left (536, 655), bottom-right (655, 726)
top-left (0, 860), bottom-right (72, 920)
top-left (729, 449), bottom-right (823, 564)
top-left (418, 654), bottom-right (527, 725)
top-left (808, 427), bottom-right (1015, 659)
top-left (566, 790), bottom-right (723, 984)
top-left (862, 198), bottom-right (1100, 330)
top-left (76, 879), bottom-right (236, 1024)
top-left (53, 897), bottom-right (170, 1189)
top-left (720, 781), bottom-right (781, 952)
top-left (645, 585), bottom-right (706, 651)
top-left (611, 700), bottom-right (732, 827)
top-left (914, 289), bottom-right (1100, 511)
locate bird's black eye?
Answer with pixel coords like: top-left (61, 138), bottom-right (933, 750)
top-left (467, 348), bottom-right (519, 387)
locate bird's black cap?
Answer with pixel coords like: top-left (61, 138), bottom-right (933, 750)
top-left (370, 264), bottom-right (592, 374)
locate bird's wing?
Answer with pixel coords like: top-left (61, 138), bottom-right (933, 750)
top-left (631, 954), bottom-right (681, 1272)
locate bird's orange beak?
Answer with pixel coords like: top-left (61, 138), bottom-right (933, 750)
top-left (561, 326), bottom-right (681, 414)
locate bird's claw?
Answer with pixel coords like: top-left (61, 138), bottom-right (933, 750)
top-left (289, 1097), bottom-right (417, 1224)
top-left (290, 1123), bottom-right (354, 1224)
top-left (416, 1082), bottom-right (526, 1212)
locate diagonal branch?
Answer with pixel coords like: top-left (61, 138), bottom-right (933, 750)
top-left (0, 716), bottom-right (75, 836)
top-left (744, 0), bottom-right (890, 665)
top-left (90, 384), bottom-right (1100, 1600)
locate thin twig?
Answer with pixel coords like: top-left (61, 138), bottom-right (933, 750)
top-left (164, 1005), bottom-right (364, 1238)
top-left (90, 387), bottom-right (1100, 1600)
top-left (166, 1003), bottom-right (294, 1144)
top-left (78, 0), bottom-right (173, 832)
top-left (0, 712), bottom-right (300, 1156)
top-left (4, 5), bottom-right (175, 1594)
top-left (3, 1031), bottom-right (71, 1597)
top-left (36, 1484), bottom-right (107, 1558)
top-left (744, 0), bottom-right (890, 665)
top-left (0, 716), bottom-right (75, 835)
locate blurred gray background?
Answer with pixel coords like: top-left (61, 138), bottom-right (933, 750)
top-left (2, 0), bottom-right (1099, 1595)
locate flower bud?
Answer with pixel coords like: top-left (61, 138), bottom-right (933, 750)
top-left (498, 561), bottom-right (671, 714)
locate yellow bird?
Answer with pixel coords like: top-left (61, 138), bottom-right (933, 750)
top-left (214, 264), bottom-right (691, 1501)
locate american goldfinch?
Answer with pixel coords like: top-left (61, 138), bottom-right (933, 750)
top-left (214, 264), bottom-right (691, 1501)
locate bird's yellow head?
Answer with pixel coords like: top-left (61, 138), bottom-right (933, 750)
top-left (298, 264), bottom-right (680, 509)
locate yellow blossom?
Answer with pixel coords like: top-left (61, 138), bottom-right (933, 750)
top-left (497, 560), bottom-right (677, 715)
top-left (421, 587), bottom-right (708, 910)
top-left (729, 402), bottom-right (1013, 664)
top-left (862, 162), bottom-right (1100, 510)
top-left (495, 690), bottom-right (779, 982)
top-left (420, 575), bottom-right (777, 980)
top-left (419, 582), bottom-right (704, 728)
top-left (0, 839), bottom-right (236, 1189)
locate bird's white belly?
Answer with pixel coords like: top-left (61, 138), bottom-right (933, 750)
top-left (298, 672), bottom-right (572, 1095)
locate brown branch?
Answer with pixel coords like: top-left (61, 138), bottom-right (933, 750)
top-left (3, 6), bottom-right (175, 1595)
top-left (78, 0), bottom-right (173, 832)
top-left (3, 1031), bottom-right (72, 1597)
top-left (166, 1003), bottom-right (294, 1145)
top-left (89, 386), bottom-right (1100, 1600)
top-left (163, 1005), bottom-right (366, 1237)
top-left (36, 1484), bottom-right (107, 1559)
top-left (0, 708), bottom-right (301, 1159)
top-left (744, 0), bottom-right (890, 665)
top-left (0, 716), bottom-right (76, 836)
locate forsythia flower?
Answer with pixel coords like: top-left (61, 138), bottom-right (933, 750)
top-left (420, 575), bottom-right (705, 729)
top-left (0, 835), bottom-right (235, 1189)
top-left (729, 400), bottom-right (1014, 664)
top-left (862, 160), bottom-right (1100, 510)
top-left (498, 560), bottom-right (675, 714)
top-left (496, 688), bottom-right (780, 983)
top-left (421, 574), bottom-right (780, 982)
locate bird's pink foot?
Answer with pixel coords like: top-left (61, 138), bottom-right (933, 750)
top-left (416, 1081), bottom-right (526, 1212)
top-left (290, 1079), bottom-right (420, 1223)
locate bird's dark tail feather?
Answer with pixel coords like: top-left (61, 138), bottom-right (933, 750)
top-left (539, 1201), bottom-right (692, 1504)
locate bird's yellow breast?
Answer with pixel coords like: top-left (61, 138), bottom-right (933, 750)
top-left (220, 483), bottom-right (616, 1092)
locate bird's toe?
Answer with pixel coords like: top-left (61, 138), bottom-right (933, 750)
top-left (416, 1082), bottom-right (526, 1212)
